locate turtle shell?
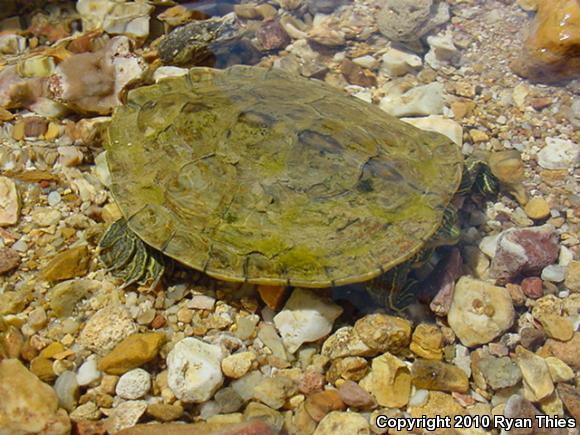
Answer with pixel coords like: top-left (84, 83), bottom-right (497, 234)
top-left (105, 65), bottom-right (463, 288)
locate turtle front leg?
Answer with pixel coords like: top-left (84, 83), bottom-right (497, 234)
top-left (365, 262), bottom-right (419, 313)
top-left (98, 219), bottom-right (166, 288)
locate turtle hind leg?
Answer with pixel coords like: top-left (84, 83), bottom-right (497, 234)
top-left (98, 218), bottom-right (165, 288)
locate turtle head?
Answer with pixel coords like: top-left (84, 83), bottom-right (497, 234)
top-left (460, 150), bottom-right (527, 204)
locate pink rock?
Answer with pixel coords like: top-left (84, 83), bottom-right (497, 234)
top-left (337, 380), bottom-right (376, 409)
top-left (520, 277), bottom-right (544, 299)
top-left (424, 248), bottom-right (463, 316)
top-left (298, 370), bottom-right (325, 395)
top-left (0, 247), bottom-right (20, 275)
top-left (490, 225), bottom-right (559, 284)
top-left (48, 36), bottom-right (146, 115)
top-left (75, 420), bottom-right (107, 435)
top-left (256, 19), bottom-right (290, 51)
top-left (452, 392), bottom-right (475, 407)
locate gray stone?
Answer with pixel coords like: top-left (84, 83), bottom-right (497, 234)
top-left (377, 0), bottom-right (449, 44)
top-left (477, 355), bottom-right (522, 390)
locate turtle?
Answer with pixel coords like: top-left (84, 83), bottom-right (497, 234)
top-left (99, 65), bottom-right (498, 310)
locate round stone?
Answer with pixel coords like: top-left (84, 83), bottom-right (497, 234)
top-left (115, 368), bottom-right (151, 399)
top-left (524, 196), bottom-right (550, 220)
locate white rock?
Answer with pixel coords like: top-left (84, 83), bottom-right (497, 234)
top-left (167, 337), bottom-right (225, 403)
top-left (314, 411), bottom-right (370, 434)
top-left (47, 191), bottom-right (61, 206)
top-left (58, 146), bottom-right (84, 167)
top-left (380, 82), bottom-right (444, 117)
top-left (408, 389), bottom-right (429, 407)
top-left (106, 400), bottom-right (147, 433)
top-left (559, 246), bottom-right (573, 266)
top-left (273, 288), bottom-right (343, 353)
top-left (448, 276), bottom-right (515, 347)
top-left (54, 370), bottom-right (79, 411)
top-left (76, 357), bottom-right (101, 386)
top-left (541, 265), bottom-right (566, 283)
top-left (0, 34), bottom-right (26, 55)
top-left (380, 47), bottom-right (422, 77)
top-left (402, 115), bottom-right (463, 146)
top-left (153, 66), bottom-right (189, 82)
top-left (77, 0), bottom-right (154, 39)
top-left (352, 55), bottom-right (378, 70)
top-left (31, 207), bottom-right (61, 227)
top-left (94, 151), bottom-right (111, 187)
top-left (425, 33), bottom-right (460, 69)
top-left (0, 176), bottom-right (19, 226)
top-left (479, 234), bottom-right (499, 258)
top-left (189, 294), bottom-right (216, 310)
top-left (116, 368), bottom-right (151, 399)
top-left (537, 137), bottom-right (579, 170)
top-left (512, 83), bottom-right (529, 109)
top-left (78, 305), bottom-right (137, 354)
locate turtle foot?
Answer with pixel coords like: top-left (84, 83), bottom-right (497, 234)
top-left (98, 219), bottom-right (166, 288)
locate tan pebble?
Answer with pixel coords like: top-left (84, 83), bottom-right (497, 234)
top-left (326, 356), bottom-right (368, 384)
top-left (564, 260), bottom-right (580, 292)
top-left (450, 101), bottom-right (474, 120)
top-left (234, 3), bottom-right (261, 19)
top-left (40, 245), bottom-right (90, 282)
top-left (44, 122), bottom-right (61, 140)
top-left (0, 108), bottom-right (14, 122)
top-left (524, 196), bottom-right (551, 220)
top-left (411, 360), bottom-right (469, 393)
top-left (257, 285), bottom-right (289, 310)
top-left (353, 314), bottom-right (411, 354)
top-left (538, 314), bottom-right (574, 342)
top-left (469, 129), bottom-right (489, 143)
top-left (256, 3), bottom-right (277, 19)
top-left (146, 402), bottom-right (183, 422)
top-left (454, 82), bottom-right (475, 98)
top-left (11, 120), bottom-right (25, 141)
top-left (221, 351), bottom-right (256, 379)
top-left (99, 374), bottom-right (119, 395)
top-left (361, 352), bottom-right (411, 408)
top-left (98, 332), bottom-right (166, 375)
top-left (0, 359), bottom-right (70, 434)
top-left (410, 324), bottom-right (443, 360)
top-left (30, 356), bottom-right (56, 382)
top-left (0, 326), bottom-right (23, 358)
top-left (39, 342), bottom-right (65, 359)
top-left (409, 391), bottom-right (467, 420)
top-left (304, 389), bottom-right (345, 422)
top-left (0, 176), bottom-right (20, 226)
top-left (516, 345), bottom-right (554, 402)
top-left (545, 357), bottom-right (574, 382)
top-left (176, 308), bottom-right (193, 324)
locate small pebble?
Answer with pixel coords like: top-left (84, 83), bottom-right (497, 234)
top-left (115, 368), bottom-right (151, 399)
top-left (47, 191), bottom-right (61, 206)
